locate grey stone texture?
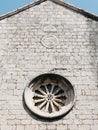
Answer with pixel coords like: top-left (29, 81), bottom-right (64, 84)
top-left (0, 0), bottom-right (98, 130)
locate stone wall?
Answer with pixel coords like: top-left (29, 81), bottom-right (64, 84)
top-left (0, 0), bottom-right (98, 130)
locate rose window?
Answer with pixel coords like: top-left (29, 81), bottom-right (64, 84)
top-left (24, 74), bottom-right (75, 118)
top-left (33, 83), bottom-right (66, 113)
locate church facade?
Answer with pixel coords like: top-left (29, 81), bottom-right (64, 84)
top-left (0, 0), bottom-right (98, 129)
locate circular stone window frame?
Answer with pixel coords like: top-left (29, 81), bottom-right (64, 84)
top-left (24, 73), bottom-right (76, 119)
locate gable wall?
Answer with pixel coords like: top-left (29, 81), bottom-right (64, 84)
top-left (0, 1), bottom-right (98, 130)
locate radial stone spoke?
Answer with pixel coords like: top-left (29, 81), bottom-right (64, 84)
top-left (38, 88), bottom-right (46, 95)
top-left (48, 102), bottom-right (52, 113)
top-left (53, 100), bottom-right (61, 109)
top-left (34, 98), bottom-right (45, 103)
top-left (53, 87), bottom-right (61, 95)
top-left (50, 86), bottom-right (54, 94)
top-left (54, 94), bottom-right (66, 98)
top-left (39, 100), bottom-right (46, 109)
top-left (45, 86), bottom-right (49, 94)
top-left (45, 102), bottom-right (49, 112)
top-left (54, 98), bottom-right (65, 105)
top-left (50, 101), bottom-right (55, 112)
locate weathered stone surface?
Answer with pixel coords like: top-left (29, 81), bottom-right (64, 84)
top-left (0, 0), bottom-right (98, 130)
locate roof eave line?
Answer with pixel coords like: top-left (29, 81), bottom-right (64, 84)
top-left (0, 0), bottom-right (98, 21)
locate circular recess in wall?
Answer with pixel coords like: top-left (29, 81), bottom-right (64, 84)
top-left (41, 35), bottom-right (59, 48)
top-left (24, 74), bottom-right (75, 119)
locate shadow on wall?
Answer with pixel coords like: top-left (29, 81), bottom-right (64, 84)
top-left (86, 18), bottom-right (98, 87)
